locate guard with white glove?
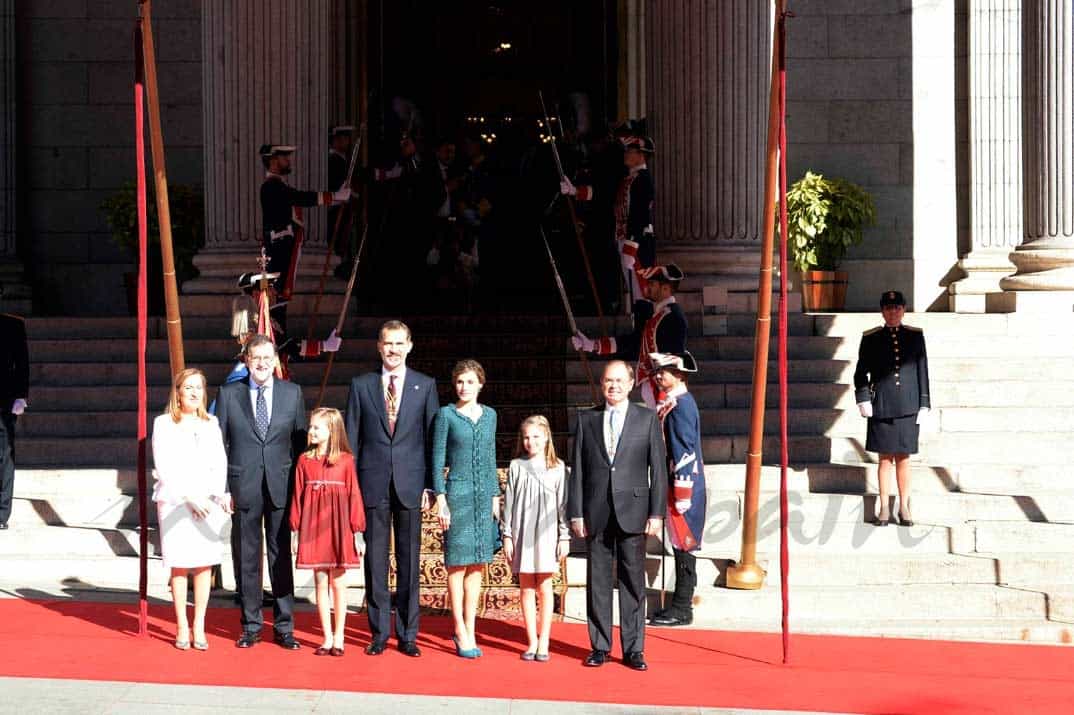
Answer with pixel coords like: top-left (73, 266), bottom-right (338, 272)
top-left (570, 332), bottom-right (595, 353)
top-left (858, 401), bottom-right (873, 418)
top-left (322, 329), bottom-right (342, 353)
top-left (11, 399), bottom-right (26, 416)
top-left (559, 178), bottom-right (577, 196)
top-left (331, 186), bottom-right (352, 204)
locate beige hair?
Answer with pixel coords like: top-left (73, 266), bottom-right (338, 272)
top-left (514, 414), bottom-right (559, 467)
top-left (305, 407), bottom-right (353, 465)
top-left (165, 368), bottom-right (210, 423)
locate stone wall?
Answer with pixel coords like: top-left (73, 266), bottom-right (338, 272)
top-left (16, 0), bottom-right (201, 315)
top-left (785, 0), bottom-right (918, 309)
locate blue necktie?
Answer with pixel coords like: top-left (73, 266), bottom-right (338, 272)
top-left (608, 409), bottom-right (619, 461)
top-left (255, 385), bottom-right (269, 439)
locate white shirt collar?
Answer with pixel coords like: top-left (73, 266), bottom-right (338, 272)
top-left (605, 400), bottom-right (629, 416)
top-left (382, 365), bottom-right (407, 380)
top-left (629, 163), bottom-right (647, 175)
top-left (265, 171), bottom-right (287, 183)
top-left (330, 148), bottom-right (347, 159)
top-left (250, 376), bottom-right (274, 391)
top-left (665, 383), bottom-right (689, 400)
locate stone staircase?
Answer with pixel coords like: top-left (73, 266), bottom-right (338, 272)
top-left (4, 311), bottom-right (575, 616)
top-left (559, 309), bottom-right (1074, 644)
top-left (6, 303), bottom-right (1074, 644)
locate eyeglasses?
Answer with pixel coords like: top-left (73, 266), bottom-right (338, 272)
top-left (248, 355), bottom-right (276, 364)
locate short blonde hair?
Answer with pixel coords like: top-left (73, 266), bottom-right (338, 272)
top-left (306, 407), bottom-right (353, 465)
top-left (514, 414), bottom-right (559, 467)
top-left (166, 368), bottom-right (210, 423)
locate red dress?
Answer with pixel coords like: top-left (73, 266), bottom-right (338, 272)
top-left (289, 452), bottom-right (366, 569)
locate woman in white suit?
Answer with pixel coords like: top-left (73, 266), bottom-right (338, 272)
top-left (152, 367), bottom-right (231, 650)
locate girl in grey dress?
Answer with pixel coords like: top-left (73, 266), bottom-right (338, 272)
top-left (501, 415), bottom-right (570, 661)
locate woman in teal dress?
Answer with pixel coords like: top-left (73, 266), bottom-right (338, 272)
top-left (432, 359), bottom-right (500, 658)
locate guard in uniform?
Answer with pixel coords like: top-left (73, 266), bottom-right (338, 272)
top-left (571, 264), bottom-right (687, 408)
top-left (648, 351), bottom-right (706, 627)
top-left (561, 134), bottom-right (656, 309)
top-left (259, 144), bottom-right (351, 331)
top-left (0, 283), bottom-right (29, 530)
top-left (854, 290), bottom-right (930, 526)
top-left (327, 125), bottom-right (356, 278)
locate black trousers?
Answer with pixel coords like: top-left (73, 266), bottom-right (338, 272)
top-left (364, 480), bottom-right (422, 644)
top-left (669, 549), bottom-right (697, 614)
top-left (0, 413), bottom-right (15, 524)
top-left (586, 510), bottom-right (647, 655)
top-left (232, 479), bottom-right (294, 635)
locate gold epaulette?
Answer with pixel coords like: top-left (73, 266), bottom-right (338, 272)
top-left (862, 326), bottom-right (883, 336)
top-left (903, 324), bottom-right (922, 332)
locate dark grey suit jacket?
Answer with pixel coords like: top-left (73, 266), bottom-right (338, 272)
top-left (215, 377), bottom-right (307, 510)
top-left (568, 402), bottom-right (668, 535)
top-left (344, 369), bottom-right (439, 509)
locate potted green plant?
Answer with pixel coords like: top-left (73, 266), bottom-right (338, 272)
top-left (100, 182), bottom-right (204, 315)
top-left (781, 171), bottom-right (877, 311)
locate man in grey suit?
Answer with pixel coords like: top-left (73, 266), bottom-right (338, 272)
top-left (569, 360), bottom-right (667, 671)
top-left (345, 320), bottom-right (439, 657)
top-left (215, 335), bottom-right (308, 649)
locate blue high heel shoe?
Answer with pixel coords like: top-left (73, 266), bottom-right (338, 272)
top-left (453, 635), bottom-right (479, 659)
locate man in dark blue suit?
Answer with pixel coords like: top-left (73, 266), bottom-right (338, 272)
top-left (345, 320), bottom-right (439, 656)
top-left (215, 335), bottom-right (308, 649)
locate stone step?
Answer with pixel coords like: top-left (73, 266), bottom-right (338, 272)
top-left (565, 552), bottom-right (1074, 589)
top-left (687, 517), bottom-right (955, 556)
top-left (27, 382), bottom-right (574, 412)
top-left (562, 582), bottom-right (1052, 622)
top-left (31, 356), bottom-right (571, 386)
top-left (685, 334), bottom-right (1074, 360)
top-left (26, 334), bottom-right (571, 363)
top-left (567, 356), bottom-right (1073, 384)
top-left (970, 522), bottom-right (1074, 554)
top-left (828, 433), bottom-right (1074, 467)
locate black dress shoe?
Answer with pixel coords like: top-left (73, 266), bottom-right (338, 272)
top-left (364, 640), bottom-right (388, 656)
top-left (274, 633), bottom-right (301, 650)
top-left (398, 640), bottom-right (421, 657)
top-left (650, 612), bottom-right (692, 626)
top-left (235, 632), bottom-right (261, 648)
top-left (584, 649), bottom-right (609, 667)
top-left (624, 651), bottom-right (648, 671)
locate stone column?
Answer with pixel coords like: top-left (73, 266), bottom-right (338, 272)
top-left (645, 0), bottom-right (771, 289)
top-left (949, 0), bottom-right (1022, 312)
top-left (617, 0), bottom-right (646, 122)
top-left (0, 0), bottom-right (29, 313)
top-left (997, 0), bottom-right (1074, 309)
top-left (187, 0), bottom-right (347, 313)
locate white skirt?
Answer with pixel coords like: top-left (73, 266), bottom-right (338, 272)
top-left (157, 501), bottom-right (229, 570)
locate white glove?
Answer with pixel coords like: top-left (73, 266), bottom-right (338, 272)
top-left (354, 532), bottom-right (366, 558)
top-left (11, 398), bottom-right (26, 416)
top-left (571, 332), bottom-right (595, 353)
top-left (559, 178), bottom-right (577, 196)
top-left (620, 252), bottom-right (636, 271)
top-left (857, 401), bottom-right (873, 418)
top-left (674, 500), bottom-right (691, 515)
top-left (916, 407), bottom-right (930, 426)
top-left (425, 246), bottom-right (441, 265)
top-left (322, 329), bottom-right (342, 353)
top-left (332, 186), bottom-right (352, 203)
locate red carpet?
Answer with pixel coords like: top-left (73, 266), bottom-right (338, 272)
top-left (0, 598), bottom-right (1070, 714)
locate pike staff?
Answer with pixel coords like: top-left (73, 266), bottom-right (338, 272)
top-left (539, 226), bottom-right (599, 405)
top-left (539, 91), bottom-right (608, 339)
top-left (315, 222), bottom-right (370, 409)
top-left (306, 125), bottom-right (364, 346)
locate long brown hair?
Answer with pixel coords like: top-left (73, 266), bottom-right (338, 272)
top-left (513, 414), bottom-right (559, 467)
top-left (305, 407), bottom-right (352, 465)
top-left (165, 368), bottom-right (210, 423)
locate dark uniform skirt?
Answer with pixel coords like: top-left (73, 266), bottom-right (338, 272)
top-left (866, 414), bottom-right (919, 454)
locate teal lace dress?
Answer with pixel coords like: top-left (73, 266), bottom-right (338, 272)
top-left (432, 404), bottom-right (500, 567)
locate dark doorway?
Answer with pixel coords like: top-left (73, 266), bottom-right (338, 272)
top-left (358, 0), bottom-right (619, 315)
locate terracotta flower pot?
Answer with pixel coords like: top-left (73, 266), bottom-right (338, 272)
top-left (801, 270), bottom-right (848, 311)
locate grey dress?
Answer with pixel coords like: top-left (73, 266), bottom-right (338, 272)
top-left (501, 457), bottom-right (570, 574)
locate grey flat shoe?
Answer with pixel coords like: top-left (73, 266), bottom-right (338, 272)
top-left (174, 639), bottom-right (191, 651)
top-left (520, 651), bottom-right (536, 661)
top-left (192, 640), bottom-right (208, 651)
top-left (535, 653), bottom-right (550, 662)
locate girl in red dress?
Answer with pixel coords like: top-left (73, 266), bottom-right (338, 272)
top-left (289, 407), bottom-right (365, 656)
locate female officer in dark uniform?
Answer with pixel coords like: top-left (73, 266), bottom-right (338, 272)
top-left (854, 291), bottom-right (930, 527)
